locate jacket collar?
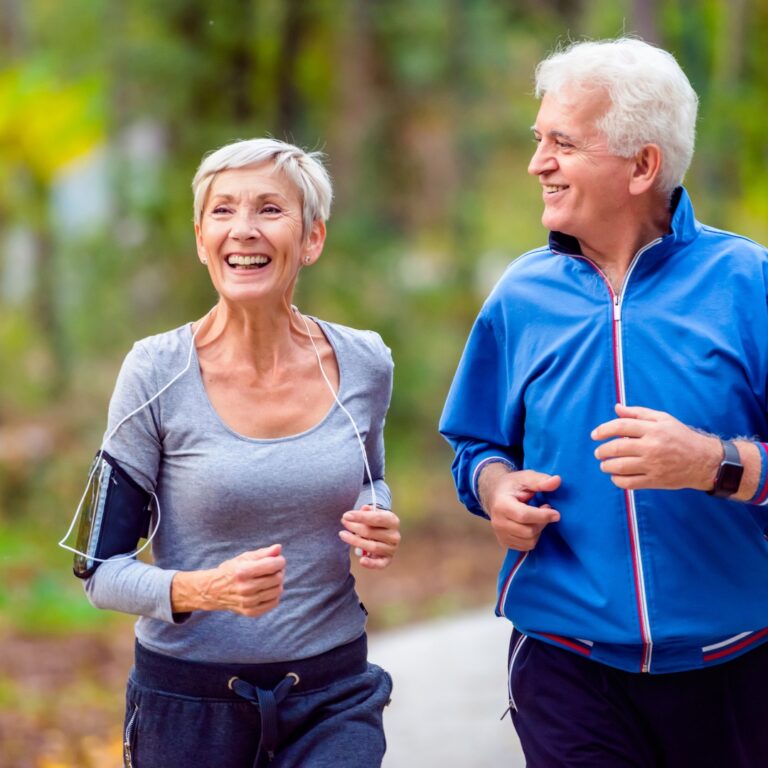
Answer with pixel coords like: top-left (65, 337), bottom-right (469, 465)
top-left (548, 186), bottom-right (702, 257)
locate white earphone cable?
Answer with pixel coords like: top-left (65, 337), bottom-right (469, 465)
top-left (294, 307), bottom-right (378, 513)
top-left (58, 310), bottom-right (213, 561)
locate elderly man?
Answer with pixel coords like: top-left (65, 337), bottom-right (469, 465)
top-left (440, 38), bottom-right (768, 767)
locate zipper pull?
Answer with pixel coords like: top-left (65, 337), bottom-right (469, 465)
top-left (614, 294), bottom-right (622, 323)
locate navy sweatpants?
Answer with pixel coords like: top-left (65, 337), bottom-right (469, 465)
top-left (122, 634), bottom-right (392, 768)
top-left (507, 629), bottom-right (768, 767)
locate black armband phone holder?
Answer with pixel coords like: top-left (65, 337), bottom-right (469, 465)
top-left (73, 450), bottom-right (153, 579)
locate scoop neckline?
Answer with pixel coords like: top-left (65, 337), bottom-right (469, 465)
top-left (186, 317), bottom-right (343, 444)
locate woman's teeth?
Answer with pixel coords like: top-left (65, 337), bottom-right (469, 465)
top-left (227, 255), bottom-right (270, 267)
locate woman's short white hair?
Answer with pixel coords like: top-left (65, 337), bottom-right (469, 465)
top-left (534, 37), bottom-right (699, 198)
top-left (192, 138), bottom-right (333, 235)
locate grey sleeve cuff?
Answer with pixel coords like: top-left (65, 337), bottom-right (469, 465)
top-left (355, 479), bottom-right (392, 511)
top-left (84, 559), bottom-right (187, 625)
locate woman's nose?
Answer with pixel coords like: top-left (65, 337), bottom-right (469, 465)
top-left (230, 212), bottom-right (260, 239)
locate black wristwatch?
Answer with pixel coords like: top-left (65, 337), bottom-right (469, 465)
top-left (707, 439), bottom-right (743, 498)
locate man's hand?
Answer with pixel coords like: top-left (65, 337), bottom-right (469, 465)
top-left (478, 463), bottom-right (561, 551)
top-left (591, 404), bottom-right (721, 491)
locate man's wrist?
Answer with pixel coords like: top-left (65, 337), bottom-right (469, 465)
top-left (731, 441), bottom-right (763, 502)
top-left (477, 460), bottom-right (515, 513)
top-left (695, 433), bottom-right (726, 492)
top-left (702, 439), bottom-right (764, 502)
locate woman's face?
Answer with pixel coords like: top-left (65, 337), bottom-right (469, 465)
top-left (195, 163), bottom-right (324, 308)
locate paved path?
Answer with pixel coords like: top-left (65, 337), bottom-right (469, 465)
top-left (368, 607), bottom-right (526, 768)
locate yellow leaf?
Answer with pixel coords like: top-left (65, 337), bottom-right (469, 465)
top-left (0, 64), bottom-right (104, 182)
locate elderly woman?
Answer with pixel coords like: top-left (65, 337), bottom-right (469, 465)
top-left (73, 138), bottom-right (400, 767)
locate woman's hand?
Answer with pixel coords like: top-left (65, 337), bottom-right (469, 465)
top-left (171, 544), bottom-right (286, 616)
top-left (339, 504), bottom-right (401, 570)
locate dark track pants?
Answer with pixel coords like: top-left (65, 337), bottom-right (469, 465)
top-left (507, 628), bottom-right (768, 768)
top-left (122, 634), bottom-right (392, 768)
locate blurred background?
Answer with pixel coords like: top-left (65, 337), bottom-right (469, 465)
top-left (1, 0), bottom-right (767, 765)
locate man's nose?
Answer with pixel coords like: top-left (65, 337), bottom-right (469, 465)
top-left (528, 142), bottom-right (556, 176)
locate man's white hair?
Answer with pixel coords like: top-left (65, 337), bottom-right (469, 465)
top-left (535, 37), bottom-right (699, 198)
top-left (192, 138), bottom-right (333, 235)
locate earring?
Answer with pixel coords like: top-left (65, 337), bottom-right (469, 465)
top-left (201, 258), bottom-right (208, 265)
top-left (304, 256), bottom-right (311, 264)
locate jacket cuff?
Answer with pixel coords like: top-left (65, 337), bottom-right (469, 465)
top-left (748, 442), bottom-right (768, 506)
top-left (472, 455), bottom-right (517, 506)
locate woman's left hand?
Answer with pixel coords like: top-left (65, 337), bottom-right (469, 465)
top-left (339, 504), bottom-right (401, 570)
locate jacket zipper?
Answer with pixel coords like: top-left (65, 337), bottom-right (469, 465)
top-left (577, 238), bottom-right (661, 673)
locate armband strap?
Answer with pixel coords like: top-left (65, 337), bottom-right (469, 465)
top-left (73, 450), bottom-right (153, 579)
top-left (749, 442), bottom-right (768, 506)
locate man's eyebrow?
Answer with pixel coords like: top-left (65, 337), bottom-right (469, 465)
top-left (530, 126), bottom-right (578, 143)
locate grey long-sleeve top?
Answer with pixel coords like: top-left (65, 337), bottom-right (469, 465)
top-left (84, 318), bottom-right (393, 663)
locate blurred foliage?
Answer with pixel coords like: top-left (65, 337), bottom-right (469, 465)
top-left (1, 0), bottom-right (767, 639)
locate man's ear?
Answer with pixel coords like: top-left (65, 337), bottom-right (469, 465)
top-left (629, 144), bottom-right (663, 196)
top-left (302, 219), bottom-right (327, 266)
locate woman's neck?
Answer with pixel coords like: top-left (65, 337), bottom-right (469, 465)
top-left (192, 299), bottom-right (310, 378)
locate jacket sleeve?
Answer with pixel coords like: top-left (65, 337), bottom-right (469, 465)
top-left (742, 255), bottom-right (768, 508)
top-left (439, 308), bottom-right (523, 519)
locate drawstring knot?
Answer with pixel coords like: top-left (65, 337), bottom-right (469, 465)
top-left (229, 672), bottom-right (300, 765)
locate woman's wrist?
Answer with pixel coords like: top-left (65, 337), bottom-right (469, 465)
top-left (171, 569), bottom-right (216, 613)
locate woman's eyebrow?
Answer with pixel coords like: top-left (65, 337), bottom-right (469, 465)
top-left (208, 191), bottom-right (291, 203)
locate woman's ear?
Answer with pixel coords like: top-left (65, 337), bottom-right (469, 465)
top-left (302, 220), bottom-right (327, 266)
top-left (195, 223), bottom-right (208, 264)
top-left (629, 144), bottom-right (663, 196)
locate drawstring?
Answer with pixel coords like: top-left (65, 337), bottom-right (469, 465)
top-left (229, 672), bottom-right (300, 765)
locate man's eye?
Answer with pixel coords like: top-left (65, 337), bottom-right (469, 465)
top-left (556, 140), bottom-right (573, 149)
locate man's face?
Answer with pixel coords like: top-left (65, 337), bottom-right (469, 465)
top-left (528, 88), bottom-right (636, 250)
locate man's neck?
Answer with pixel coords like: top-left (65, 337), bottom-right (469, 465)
top-left (579, 204), bottom-right (672, 293)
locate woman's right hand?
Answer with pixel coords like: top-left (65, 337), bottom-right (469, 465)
top-left (171, 544), bottom-right (286, 616)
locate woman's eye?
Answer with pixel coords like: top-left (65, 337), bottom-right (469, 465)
top-left (211, 206), bottom-right (231, 215)
top-left (261, 205), bottom-right (282, 215)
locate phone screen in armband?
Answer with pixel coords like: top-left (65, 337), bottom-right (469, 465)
top-left (73, 451), bottom-right (153, 579)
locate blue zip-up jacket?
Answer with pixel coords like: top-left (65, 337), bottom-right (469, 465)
top-left (440, 188), bottom-right (768, 673)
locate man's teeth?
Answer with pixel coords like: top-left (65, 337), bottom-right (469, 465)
top-left (544, 185), bottom-right (567, 193)
top-left (227, 255), bottom-right (270, 266)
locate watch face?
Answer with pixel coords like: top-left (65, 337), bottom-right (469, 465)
top-left (718, 461), bottom-right (744, 495)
